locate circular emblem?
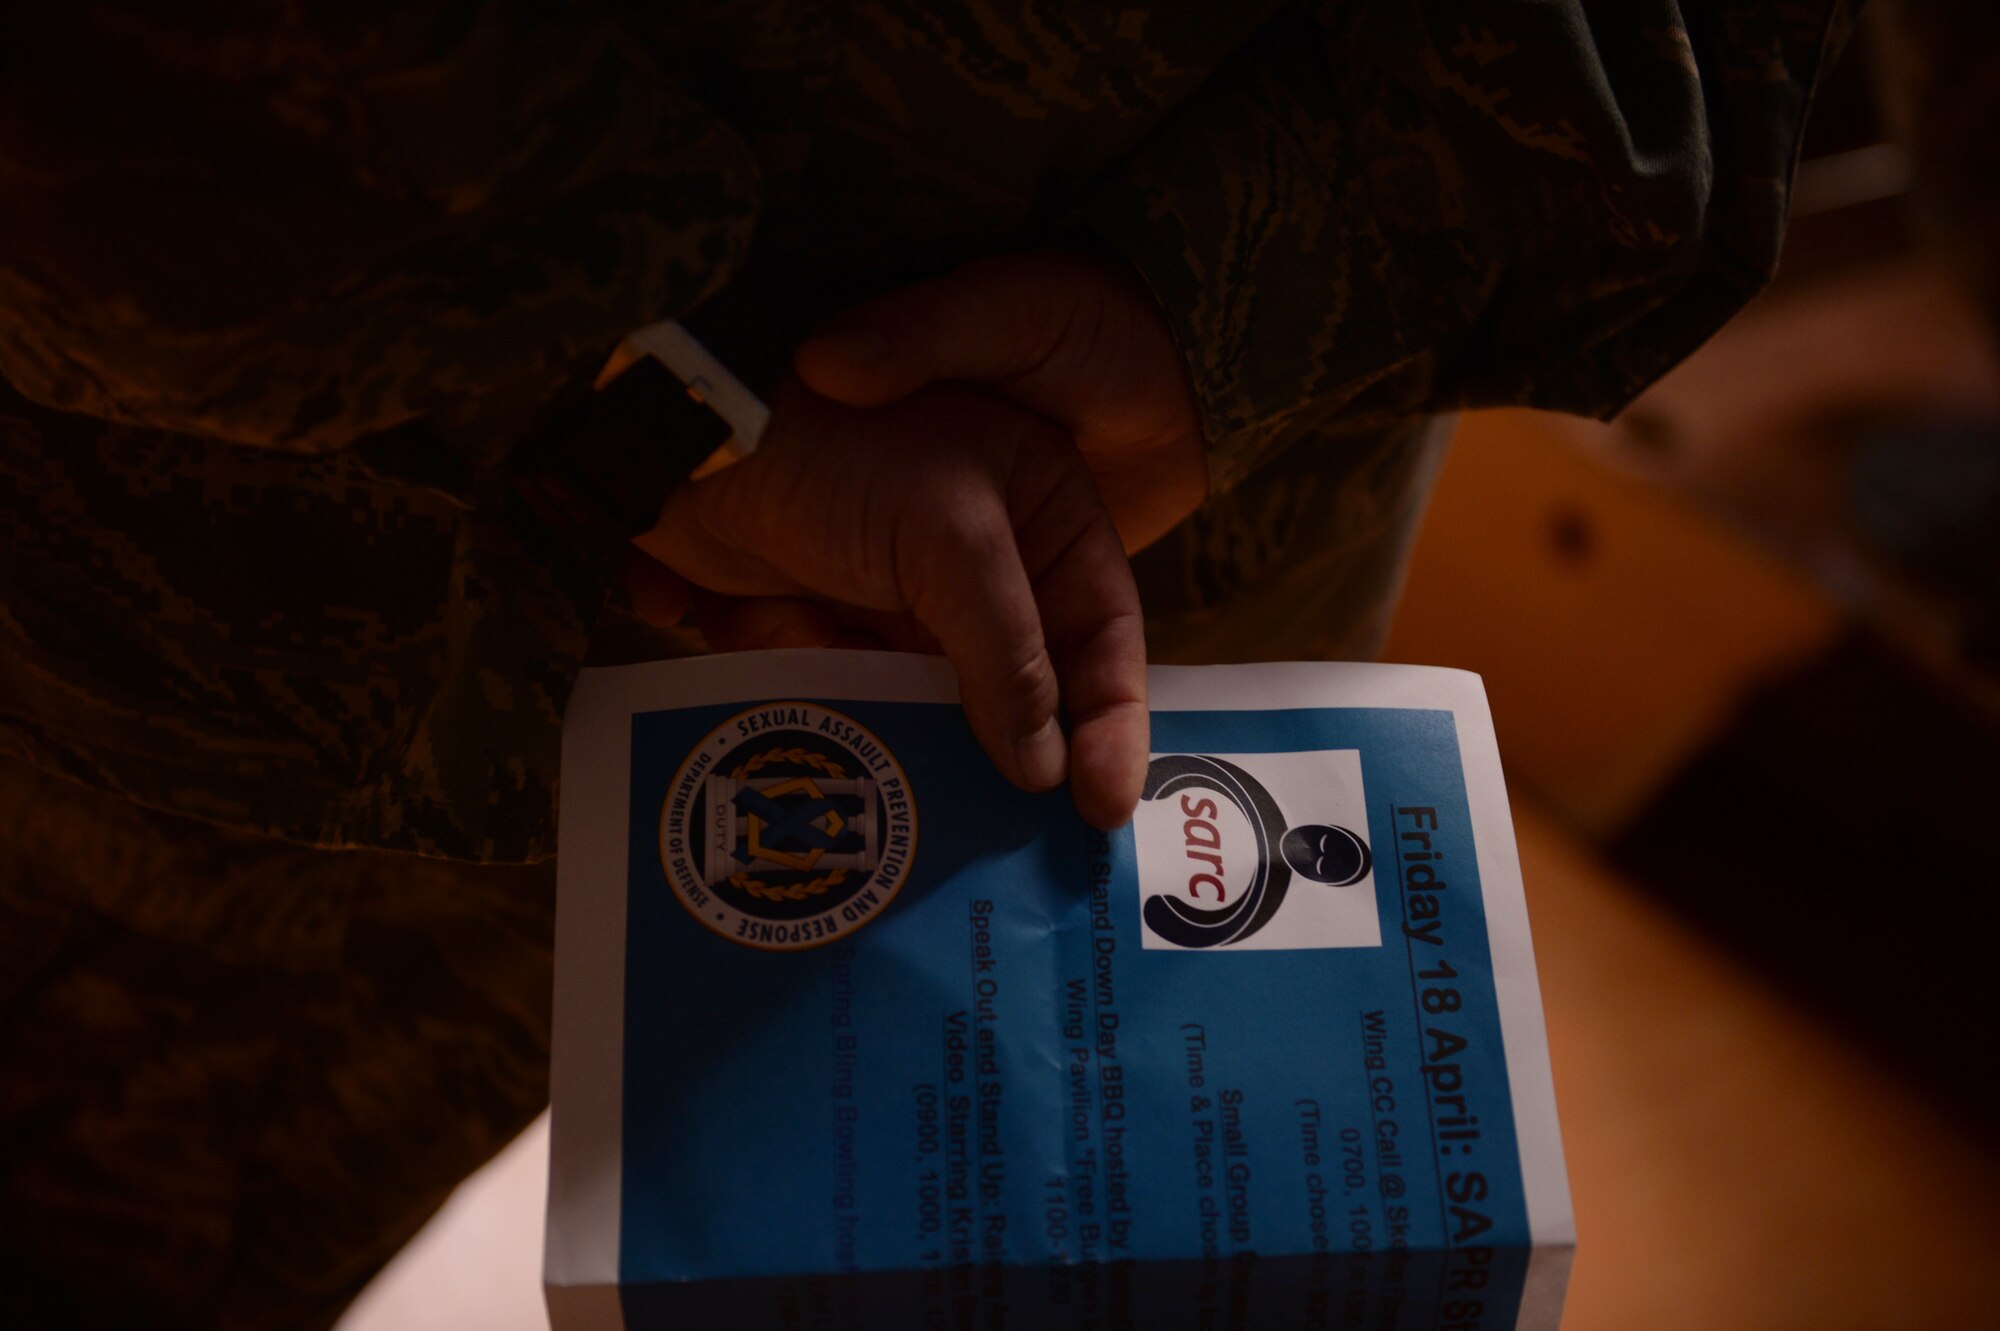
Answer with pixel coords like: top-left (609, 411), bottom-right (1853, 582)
top-left (659, 702), bottom-right (918, 951)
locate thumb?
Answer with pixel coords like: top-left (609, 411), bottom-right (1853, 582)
top-left (794, 254), bottom-right (1094, 409)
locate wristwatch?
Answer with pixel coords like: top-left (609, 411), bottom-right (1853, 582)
top-left (512, 319), bottom-right (769, 548)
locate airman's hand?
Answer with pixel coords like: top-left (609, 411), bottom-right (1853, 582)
top-left (794, 250), bottom-right (1210, 553)
top-left (631, 381), bottom-right (1148, 829)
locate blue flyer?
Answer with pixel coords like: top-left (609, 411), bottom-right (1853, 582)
top-left (546, 652), bottom-right (1572, 1330)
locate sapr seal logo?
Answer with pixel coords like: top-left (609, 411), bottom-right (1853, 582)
top-left (659, 702), bottom-right (917, 951)
top-left (1133, 750), bottom-right (1380, 951)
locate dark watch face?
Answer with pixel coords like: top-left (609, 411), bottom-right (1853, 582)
top-left (515, 356), bottom-right (736, 539)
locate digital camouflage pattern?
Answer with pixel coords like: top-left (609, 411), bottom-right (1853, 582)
top-left (0, 750), bottom-right (555, 1329)
top-left (1, 1), bottom-right (763, 865)
top-left (1080, 0), bottom-right (1860, 494)
top-left (0, 0), bottom-right (1856, 864)
top-left (0, 1), bottom-right (1855, 1325)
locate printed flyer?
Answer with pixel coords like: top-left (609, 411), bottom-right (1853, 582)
top-left (545, 651), bottom-right (1572, 1330)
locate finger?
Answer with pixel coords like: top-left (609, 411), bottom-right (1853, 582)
top-left (898, 491), bottom-right (1069, 796)
top-left (695, 597), bottom-right (843, 652)
top-left (793, 256), bottom-right (1071, 407)
top-left (637, 467), bottom-right (807, 600)
top-left (619, 550), bottom-right (694, 627)
top-left (1020, 476), bottom-right (1150, 829)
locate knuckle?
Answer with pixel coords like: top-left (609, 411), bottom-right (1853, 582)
top-left (992, 642), bottom-right (1059, 717)
top-left (925, 490), bottom-right (1013, 563)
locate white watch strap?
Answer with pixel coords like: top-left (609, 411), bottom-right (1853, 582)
top-left (623, 319), bottom-right (770, 454)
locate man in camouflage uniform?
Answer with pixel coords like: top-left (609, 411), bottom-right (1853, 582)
top-left (0, 2), bottom-right (1855, 1325)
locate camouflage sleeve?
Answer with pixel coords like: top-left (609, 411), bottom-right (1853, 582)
top-left (0, 2), bottom-right (758, 467)
top-left (0, 3), bottom-right (763, 864)
top-left (1076, 0), bottom-right (1861, 495)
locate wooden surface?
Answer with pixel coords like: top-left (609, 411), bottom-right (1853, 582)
top-left (1516, 798), bottom-right (1996, 1329)
top-left (1386, 405), bottom-right (1997, 1326)
top-left (1383, 411), bottom-right (1840, 837)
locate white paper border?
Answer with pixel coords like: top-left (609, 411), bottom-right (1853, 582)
top-left (542, 664), bottom-right (634, 1328)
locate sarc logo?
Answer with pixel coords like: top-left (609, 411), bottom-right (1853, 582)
top-left (1134, 752), bottom-right (1378, 951)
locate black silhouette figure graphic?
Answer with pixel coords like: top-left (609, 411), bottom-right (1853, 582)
top-left (1279, 824), bottom-right (1372, 886)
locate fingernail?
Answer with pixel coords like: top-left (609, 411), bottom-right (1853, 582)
top-left (1015, 717), bottom-right (1067, 791)
top-left (809, 327), bottom-right (888, 365)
